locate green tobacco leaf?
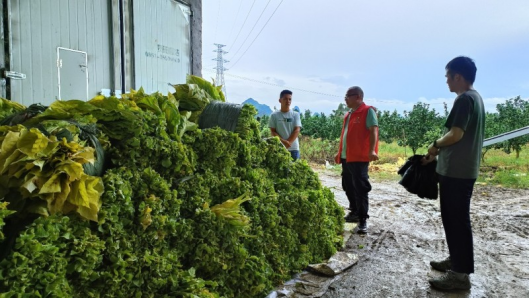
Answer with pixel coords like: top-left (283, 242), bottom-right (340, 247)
top-left (38, 100), bottom-right (98, 119)
top-left (157, 92), bottom-right (182, 139)
top-left (173, 84), bottom-right (211, 111)
top-left (88, 95), bottom-right (132, 111)
top-left (186, 75), bottom-right (223, 101)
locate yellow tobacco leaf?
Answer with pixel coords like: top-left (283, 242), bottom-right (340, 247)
top-left (85, 176), bottom-right (104, 208)
top-left (52, 179), bottom-right (72, 214)
top-left (56, 161), bottom-right (84, 182)
top-left (31, 159), bottom-right (46, 171)
top-left (140, 206), bottom-right (153, 230)
top-left (1, 151), bottom-right (23, 176)
top-left (40, 173), bottom-right (62, 194)
top-left (0, 130), bottom-right (22, 174)
top-left (21, 176), bottom-right (38, 194)
top-left (210, 193), bottom-right (251, 228)
top-left (59, 138), bottom-right (83, 153)
top-left (10, 159), bottom-right (30, 178)
top-left (90, 95), bottom-right (105, 102)
top-left (17, 128), bottom-right (49, 158)
top-left (71, 148), bottom-right (96, 165)
top-left (67, 175), bottom-right (102, 221)
top-left (41, 141), bottom-right (60, 156)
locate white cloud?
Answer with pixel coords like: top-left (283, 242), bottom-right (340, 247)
top-left (202, 0), bottom-right (528, 117)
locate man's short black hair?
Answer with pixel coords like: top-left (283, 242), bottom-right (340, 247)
top-left (280, 89), bottom-right (292, 98)
top-left (446, 56), bottom-right (477, 84)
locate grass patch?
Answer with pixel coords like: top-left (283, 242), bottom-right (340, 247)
top-left (299, 136), bottom-right (339, 164)
top-left (478, 144), bottom-right (529, 188)
top-left (302, 138), bottom-right (529, 189)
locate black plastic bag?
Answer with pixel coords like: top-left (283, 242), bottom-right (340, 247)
top-left (198, 101), bottom-right (242, 132)
top-left (398, 155), bottom-right (438, 199)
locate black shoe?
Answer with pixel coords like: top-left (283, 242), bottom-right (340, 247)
top-left (430, 257), bottom-right (452, 272)
top-left (357, 220), bottom-right (367, 233)
top-left (429, 270), bottom-right (471, 290)
top-left (344, 212), bottom-right (360, 223)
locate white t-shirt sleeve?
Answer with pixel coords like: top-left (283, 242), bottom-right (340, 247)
top-left (268, 113), bottom-right (276, 128)
top-left (294, 112), bottom-right (302, 127)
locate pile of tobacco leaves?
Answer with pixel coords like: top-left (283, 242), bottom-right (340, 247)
top-left (0, 76), bottom-right (344, 297)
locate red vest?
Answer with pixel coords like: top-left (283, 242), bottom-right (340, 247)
top-left (335, 103), bottom-right (379, 163)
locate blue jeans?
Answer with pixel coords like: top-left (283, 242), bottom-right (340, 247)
top-left (439, 174), bottom-right (476, 274)
top-left (290, 150), bottom-right (300, 161)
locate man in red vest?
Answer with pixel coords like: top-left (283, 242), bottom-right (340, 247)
top-left (335, 86), bottom-right (379, 233)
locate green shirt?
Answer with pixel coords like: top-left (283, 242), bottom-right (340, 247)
top-left (436, 90), bottom-right (485, 179)
top-left (341, 107), bottom-right (378, 159)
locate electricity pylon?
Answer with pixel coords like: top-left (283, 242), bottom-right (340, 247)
top-left (213, 44), bottom-right (229, 97)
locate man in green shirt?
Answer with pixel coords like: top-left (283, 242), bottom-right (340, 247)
top-left (423, 56), bottom-right (485, 291)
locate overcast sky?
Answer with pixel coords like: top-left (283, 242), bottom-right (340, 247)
top-left (201, 0), bottom-right (529, 115)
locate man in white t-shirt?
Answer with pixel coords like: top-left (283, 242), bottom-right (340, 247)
top-left (268, 90), bottom-right (302, 160)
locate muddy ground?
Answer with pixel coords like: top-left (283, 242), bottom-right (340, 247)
top-left (271, 168), bottom-right (529, 298)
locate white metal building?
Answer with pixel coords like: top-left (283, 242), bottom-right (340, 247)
top-left (0, 0), bottom-right (202, 105)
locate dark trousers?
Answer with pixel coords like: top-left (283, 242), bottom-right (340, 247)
top-left (341, 159), bottom-right (371, 220)
top-left (439, 174), bottom-right (476, 274)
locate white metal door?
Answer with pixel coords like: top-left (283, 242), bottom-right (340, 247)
top-left (133, 0), bottom-right (192, 94)
top-left (7, 0), bottom-right (112, 105)
top-left (57, 47), bottom-right (88, 101)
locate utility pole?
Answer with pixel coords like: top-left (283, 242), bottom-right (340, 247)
top-left (213, 44), bottom-right (229, 97)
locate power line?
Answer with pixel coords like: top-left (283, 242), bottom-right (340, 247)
top-left (226, 0), bottom-right (243, 43)
top-left (227, 0), bottom-right (257, 53)
top-left (229, 0), bottom-right (273, 60)
top-left (203, 69), bottom-right (448, 105)
top-left (204, 69), bottom-right (342, 97)
top-left (230, 0), bottom-right (284, 69)
top-left (213, 0), bottom-right (221, 42)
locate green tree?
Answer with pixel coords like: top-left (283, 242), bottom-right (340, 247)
top-left (301, 105), bottom-right (347, 141)
top-left (378, 109), bottom-right (403, 143)
top-left (399, 102), bottom-right (444, 154)
top-left (331, 103), bottom-right (349, 118)
top-left (303, 109), bottom-right (312, 119)
top-left (258, 114), bottom-right (271, 137)
top-left (481, 112), bottom-right (503, 161)
top-left (495, 96), bottom-right (529, 158)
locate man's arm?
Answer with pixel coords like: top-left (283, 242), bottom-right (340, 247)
top-left (424, 95), bottom-right (471, 163)
top-left (270, 127), bottom-right (292, 148)
top-left (368, 126), bottom-right (379, 161)
top-left (287, 126), bottom-right (301, 143)
top-left (366, 108), bottom-right (379, 162)
top-left (427, 126), bottom-right (464, 156)
top-left (287, 112), bottom-right (302, 143)
top-left (270, 127), bottom-right (280, 138)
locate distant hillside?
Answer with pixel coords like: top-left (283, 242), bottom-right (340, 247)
top-left (242, 98), bottom-right (273, 117)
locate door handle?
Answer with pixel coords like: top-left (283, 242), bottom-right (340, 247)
top-left (4, 71), bottom-right (26, 80)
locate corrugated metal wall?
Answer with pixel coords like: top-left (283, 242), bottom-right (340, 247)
top-left (4, 0), bottom-right (200, 105)
top-left (132, 0), bottom-right (191, 94)
top-left (8, 0), bottom-right (113, 105)
top-left (0, 0), bottom-right (6, 98)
